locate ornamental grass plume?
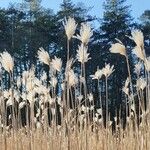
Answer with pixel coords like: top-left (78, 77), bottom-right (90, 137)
top-left (87, 93), bottom-right (94, 102)
top-left (132, 46), bottom-right (145, 61)
top-left (102, 63), bottom-right (114, 78)
top-left (68, 69), bottom-right (78, 87)
top-left (76, 44), bottom-right (91, 64)
top-left (51, 56), bottom-right (62, 72)
top-left (65, 58), bottom-right (74, 73)
top-left (75, 23), bottom-right (93, 45)
top-left (0, 51), bottom-right (14, 73)
top-left (109, 42), bottom-right (126, 56)
top-left (37, 47), bottom-right (50, 65)
top-left (63, 17), bottom-right (77, 41)
top-left (130, 29), bottom-right (144, 48)
top-left (90, 68), bottom-right (103, 80)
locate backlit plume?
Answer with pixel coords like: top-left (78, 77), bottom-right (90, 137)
top-left (132, 46), bottom-right (145, 61)
top-left (76, 44), bottom-right (91, 64)
top-left (38, 47), bottom-right (50, 65)
top-left (90, 68), bottom-right (103, 80)
top-left (110, 43), bottom-right (126, 56)
top-left (51, 56), bottom-right (62, 72)
top-left (63, 17), bottom-right (77, 41)
top-left (68, 69), bottom-right (78, 87)
top-left (102, 63), bottom-right (114, 78)
top-left (0, 51), bottom-right (14, 73)
top-left (131, 30), bottom-right (144, 48)
top-left (76, 23), bottom-right (93, 45)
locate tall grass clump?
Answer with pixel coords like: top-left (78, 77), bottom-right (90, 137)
top-left (0, 17), bottom-right (150, 150)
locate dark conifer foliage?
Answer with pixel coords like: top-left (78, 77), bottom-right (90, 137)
top-left (0, 0), bottom-right (149, 121)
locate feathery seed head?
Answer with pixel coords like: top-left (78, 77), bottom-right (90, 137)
top-left (131, 30), bottom-right (144, 48)
top-left (97, 108), bottom-right (102, 115)
top-left (87, 93), bottom-right (93, 102)
top-left (38, 47), bottom-right (50, 65)
top-left (68, 69), bottom-right (78, 87)
top-left (76, 23), bottom-right (93, 45)
top-left (90, 69), bottom-right (103, 80)
top-left (132, 46), bottom-right (145, 61)
top-left (63, 17), bottom-right (77, 40)
top-left (102, 63), bottom-right (114, 78)
top-left (51, 56), bottom-right (62, 72)
top-left (66, 58), bottom-right (74, 72)
top-left (77, 95), bottom-right (83, 102)
top-left (110, 43), bottom-right (126, 56)
top-left (76, 44), bottom-right (91, 64)
top-left (0, 51), bottom-right (14, 73)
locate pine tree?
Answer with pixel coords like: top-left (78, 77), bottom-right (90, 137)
top-left (140, 10), bottom-right (150, 55)
top-left (101, 0), bottom-right (132, 42)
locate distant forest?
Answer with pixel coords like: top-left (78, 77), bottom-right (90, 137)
top-left (0, 0), bottom-right (150, 113)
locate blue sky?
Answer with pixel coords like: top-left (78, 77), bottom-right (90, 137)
top-left (0, 0), bottom-right (150, 20)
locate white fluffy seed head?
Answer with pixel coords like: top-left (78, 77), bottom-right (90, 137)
top-left (68, 69), bottom-right (78, 87)
top-left (87, 93), bottom-right (93, 102)
top-left (132, 46), bottom-right (145, 61)
top-left (110, 43), bottom-right (126, 56)
top-left (0, 51), bottom-right (14, 73)
top-left (76, 23), bottom-right (93, 45)
top-left (77, 95), bottom-right (83, 102)
top-left (102, 63), bottom-right (114, 78)
top-left (76, 44), bottom-right (91, 64)
top-left (66, 58), bottom-right (74, 72)
top-left (131, 30), bottom-right (144, 48)
top-left (90, 69), bottom-right (103, 80)
top-left (37, 47), bottom-right (50, 65)
top-left (51, 56), bottom-right (62, 72)
top-left (63, 17), bottom-right (77, 40)
top-left (97, 108), bottom-right (102, 115)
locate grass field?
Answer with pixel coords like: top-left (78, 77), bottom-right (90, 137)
top-left (0, 17), bottom-right (149, 150)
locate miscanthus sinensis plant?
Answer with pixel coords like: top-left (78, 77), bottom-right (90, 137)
top-left (0, 18), bottom-right (150, 150)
